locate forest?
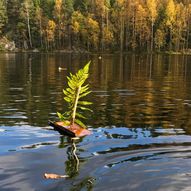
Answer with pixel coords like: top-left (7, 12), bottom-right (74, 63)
top-left (0, 0), bottom-right (191, 52)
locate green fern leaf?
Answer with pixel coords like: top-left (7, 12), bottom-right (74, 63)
top-left (64, 97), bottom-right (72, 102)
top-left (57, 112), bottom-right (65, 121)
top-left (79, 106), bottom-right (93, 112)
top-left (76, 112), bottom-right (87, 119)
top-left (57, 61), bottom-right (92, 128)
top-left (75, 119), bottom-right (86, 128)
top-left (80, 85), bottom-right (90, 93)
top-left (79, 91), bottom-right (92, 98)
top-left (78, 101), bottom-right (92, 105)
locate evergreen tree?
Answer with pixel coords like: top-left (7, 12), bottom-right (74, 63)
top-left (7, 0), bottom-right (20, 42)
top-left (0, 0), bottom-right (7, 35)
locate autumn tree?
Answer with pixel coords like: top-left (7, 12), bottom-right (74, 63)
top-left (63, 0), bottom-right (74, 49)
top-left (155, 28), bottom-right (166, 50)
top-left (46, 20), bottom-right (56, 49)
top-left (165, 0), bottom-right (176, 50)
top-left (71, 11), bottom-right (99, 50)
top-left (173, 3), bottom-right (186, 51)
top-left (110, 0), bottom-right (126, 51)
top-left (1, 0), bottom-right (191, 52)
top-left (146, 0), bottom-right (158, 52)
top-left (90, 0), bottom-right (109, 50)
top-left (15, 0), bottom-right (36, 49)
top-left (53, 0), bottom-right (65, 48)
top-left (185, 4), bottom-right (191, 50)
top-left (134, 2), bottom-right (150, 50)
top-left (102, 26), bottom-right (114, 49)
top-left (35, 4), bottom-right (43, 48)
top-left (71, 11), bottom-right (84, 47)
top-left (86, 16), bottom-right (100, 50)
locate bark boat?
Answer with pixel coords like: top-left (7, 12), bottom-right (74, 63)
top-left (48, 121), bottom-right (91, 137)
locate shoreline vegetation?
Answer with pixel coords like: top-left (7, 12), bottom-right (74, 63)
top-left (0, 40), bottom-right (191, 56)
top-left (0, 0), bottom-right (190, 54)
top-left (0, 36), bottom-right (191, 55)
top-left (1, 49), bottom-right (191, 55)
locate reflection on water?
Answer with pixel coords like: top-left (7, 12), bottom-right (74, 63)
top-left (1, 53), bottom-right (191, 190)
top-left (0, 53), bottom-right (191, 131)
top-left (91, 54), bottom-right (191, 135)
top-left (63, 138), bottom-right (80, 178)
top-left (1, 125), bottom-right (191, 190)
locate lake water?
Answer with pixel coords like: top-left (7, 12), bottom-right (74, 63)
top-left (0, 53), bottom-right (191, 191)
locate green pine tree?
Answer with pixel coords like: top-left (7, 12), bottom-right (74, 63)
top-left (0, 0), bottom-right (7, 34)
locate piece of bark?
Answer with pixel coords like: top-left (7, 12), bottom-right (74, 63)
top-left (44, 173), bottom-right (69, 179)
top-left (49, 121), bottom-right (91, 137)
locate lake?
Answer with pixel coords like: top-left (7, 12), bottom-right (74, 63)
top-left (0, 53), bottom-right (191, 191)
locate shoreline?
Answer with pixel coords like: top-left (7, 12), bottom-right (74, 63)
top-left (0, 49), bottom-right (191, 55)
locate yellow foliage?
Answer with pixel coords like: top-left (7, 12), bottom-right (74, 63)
top-left (55, 0), bottom-right (62, 10)
top-left (48, 20), bottom-right (56, 30)
top-left (71, 11), bottom-right (100, 47)
top-left (71, 11), bottom-right (85, 34)
top-left (94, 0), bottom-right (106, 17)
top-left (54, 0), bottom-right (62, 21)
top-left (166, 0), bottom-right (175, 27)
top-left (155, 29), bottom-right (165, 49)
top-left (103, 27), bottom-right (114, 44)
top-left (116, 0), bottom-right (125, 7)
top-left (46, 20), bottom-right (56, 41)
top-left (146, 0), bottom-right (157, 23)
top-left (72, 21), bottom-right (80, 34)
top-left (72, 11), bottom-right (84, 21)
top-left (86, 17), bottom-right (99, 47)
top-left (87, 18), bottom-right (99, 32)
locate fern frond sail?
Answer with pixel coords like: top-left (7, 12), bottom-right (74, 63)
top-left (57, 61), bottom-right (92, 128)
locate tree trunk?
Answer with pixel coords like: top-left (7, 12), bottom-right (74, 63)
top-left (120, 14), bottom-right (124, 52)
top-left (68, 24), bottom-right (72, 50)
top-left (186, 20), bottom-right (190, 50)
top-left (101, 16), bottom-right (104, 51)
top-left (26, 7), bottom-right (32, 48)
top-left (151, 21), bottom-right (154, 52)
top-left (39, 18), bottom-right (43, 48)
top-left (169, 28), bottom-right (172, 51)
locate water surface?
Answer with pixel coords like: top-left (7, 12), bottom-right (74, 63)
top-left (0, 53), bottom-right (191, 191)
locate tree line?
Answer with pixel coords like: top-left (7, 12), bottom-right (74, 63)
top-left (0, 0), bottom-right (190, 52)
